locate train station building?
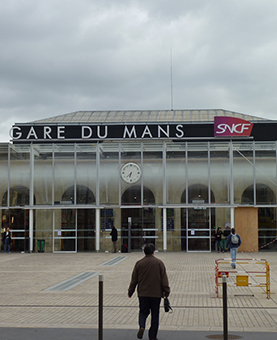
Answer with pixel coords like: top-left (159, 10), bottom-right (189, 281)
top-left (2, 109), bottom-right (277, 253)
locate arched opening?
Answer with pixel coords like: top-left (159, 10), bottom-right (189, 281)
top-left (2, 186), bottom-right (35, 252)
top-left (242, 183), bottom-right (275, 204)
top-left (121, 186), bottom-right (155, 251)
top-left (60, 185), bottom-right (95, 252)
top-left (181, 184), bottom-right (215, 251)
top-left (242, 184), bottom-right (276, 250)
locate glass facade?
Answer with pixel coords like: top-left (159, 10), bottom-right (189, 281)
top-left (1, 140), bottom-right (277, 252)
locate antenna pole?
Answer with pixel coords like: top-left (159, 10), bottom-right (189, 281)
top-left (170, 48), bottom-right (173, 111)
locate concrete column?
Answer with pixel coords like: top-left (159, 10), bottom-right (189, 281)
top-left (29, 144), bottom-right (34, 252)
top-left (29, 209), bottom-right (33, 252)
top-left (163, 208), bottom-right (167, 252)
top-left (96, 208), bottom-right (100, 252)
top-left (231, 207), bottom-right (235, 229)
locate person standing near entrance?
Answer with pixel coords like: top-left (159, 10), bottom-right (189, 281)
top-left (110, 226), bottom-right (118, 253)
top-left (215, 227), bottom-right (224, 253)
top-left (226, 228), bottom-right (242, 269)
top-left (4, 227), bottom-right (11, 253)
top-left (128, 243), bottom-right (170, 340)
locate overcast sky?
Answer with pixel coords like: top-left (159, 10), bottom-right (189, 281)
top-left (1, 0), bottom-right (277, 142)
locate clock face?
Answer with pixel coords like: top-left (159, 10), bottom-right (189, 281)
top-left (121, 162), bottom-right (141, 184)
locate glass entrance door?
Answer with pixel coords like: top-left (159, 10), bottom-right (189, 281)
top-left (121, 208), bottom-right (156, 251)
top-left (2, 209), bottom-right (30, 252)
top-left (186, 208), bottom-right (211, 252)
top-left (2, 187), bottom-right (32, 252)
top-left (77, 209), bottom-right (95, 251)
top-left (54, 209), bottom-right (76, 253)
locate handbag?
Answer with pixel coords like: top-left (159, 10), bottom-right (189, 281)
top-left (164, 297), bottom-right (173, 313)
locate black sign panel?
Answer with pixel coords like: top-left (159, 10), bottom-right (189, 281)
top-left (10, 121), bottom-right (277, 143)
top-left (10, 123), bottom-right (214, 143)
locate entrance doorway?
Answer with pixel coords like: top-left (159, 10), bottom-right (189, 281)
top-left (121, 208), bottom-right (156, 250)
top-left (56, 185), bottom-right (95, 252)
top-left (1, 209), bottom-right (30, 252)
top-left (181, 184), bottom-right (215, 251)
top-left (121, 186), bottom-right (155, 251)
top-left (182, 208), bottom-right (212, 251)
top-left (2, 186), bottom-right (33, 252)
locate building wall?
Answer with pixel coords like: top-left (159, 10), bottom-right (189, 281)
top-left (0, 141), bottom-right (277, 252)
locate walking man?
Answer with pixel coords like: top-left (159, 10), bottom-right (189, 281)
top-left (128, 243), bottom-right (170, 340)
top-left (226, 228), bottom-right (242, 269)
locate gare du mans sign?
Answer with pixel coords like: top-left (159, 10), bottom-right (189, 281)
top-left (11, 124), bottom-right (187, 142)
top-left (10, 117), bottom-right (270, 143)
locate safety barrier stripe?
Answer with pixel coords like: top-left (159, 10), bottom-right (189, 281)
top-left (218, 283), bottom-right (267, 287)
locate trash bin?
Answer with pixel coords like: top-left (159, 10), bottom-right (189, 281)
top-left (37, 239), bottom-right (45, 253)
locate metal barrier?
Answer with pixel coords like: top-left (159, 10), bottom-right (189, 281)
top-left (215, 258), bottom-right (270, 299)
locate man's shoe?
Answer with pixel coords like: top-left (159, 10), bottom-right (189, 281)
top-left (137, 327), bottom-right (145, 339)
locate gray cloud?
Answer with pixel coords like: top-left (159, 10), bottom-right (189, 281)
top-left (1, 0), bottom-right (277, 141)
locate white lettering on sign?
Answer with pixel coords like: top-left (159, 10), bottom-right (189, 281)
top-left (44, 126), bottom-right (52, 139)
top-left (82, 126), bottom-right (93, 138)
top-left (9, 126), bottom-right (22, 139)
top-left (10, 123), bottom-right (187, 141)
top-left (216, 123), bottom-right (252, 134)
top-left (175, 124), bottom-right (184, 138)
top-left (141, 126), bottom-right (153, 138)
top-left (123, 126), bottom-right (137, 138)
top-left (158, 125), bottom-right (169, 138)
top-left (97, 126), bottom-right (108, 139)
top-left (57, 126), bottom-right (65, 139)
top-left (26, 127), bottom-right (38, 139)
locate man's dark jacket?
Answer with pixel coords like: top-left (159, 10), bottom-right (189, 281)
top-left (110, 227), bottom-right (118, 242)
top-left (128, 254), bottom-right (170, 298)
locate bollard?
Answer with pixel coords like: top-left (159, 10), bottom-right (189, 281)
top-left (99, 274), bottom-right (103, 340)
top-left (222, 275), bottom-right (228, 340)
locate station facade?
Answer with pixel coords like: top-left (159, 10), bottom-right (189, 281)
top-left (2, 109), bottom-right (277, 253)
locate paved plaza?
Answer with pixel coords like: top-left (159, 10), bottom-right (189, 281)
top-left (0, 250), bottom-right (277, 338)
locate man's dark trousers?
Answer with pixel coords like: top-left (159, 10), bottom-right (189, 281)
top-left (139, 297), bottom-right (161, 340)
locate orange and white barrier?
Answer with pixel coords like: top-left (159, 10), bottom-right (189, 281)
top-left (215, 258), bottom-right (270, 299)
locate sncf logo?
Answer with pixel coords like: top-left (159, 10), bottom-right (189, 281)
top-left (214, 117), bottom-right (253, 137)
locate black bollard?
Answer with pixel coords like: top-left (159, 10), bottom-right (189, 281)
top-left (99, 274), bottom-right (103, 340)
top-left (222, 275), bottom-right (228, 340)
